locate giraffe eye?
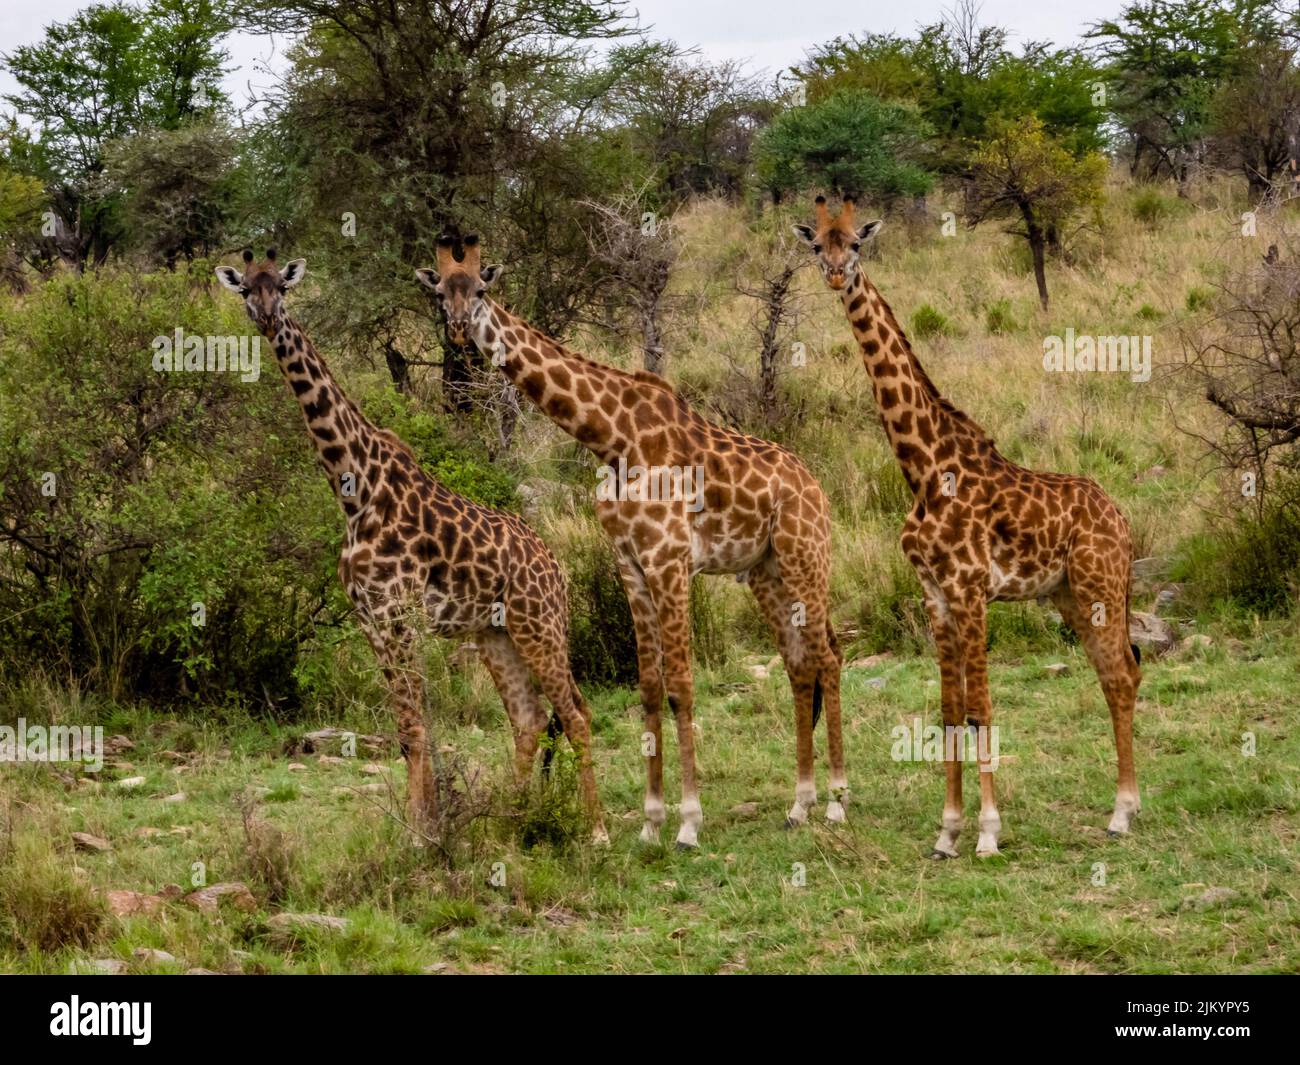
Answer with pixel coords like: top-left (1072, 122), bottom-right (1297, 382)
top-left (475, 289), bottom-right (486, 298)
top-left (812, 244), bottom-right (822, 254)
top-left (851, 243), bottom-right (860, 252)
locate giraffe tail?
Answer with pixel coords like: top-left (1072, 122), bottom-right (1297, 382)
top-left (541, 713), bottom-right (563, 774)
top-left (812, 677), bottom-right (823, 730)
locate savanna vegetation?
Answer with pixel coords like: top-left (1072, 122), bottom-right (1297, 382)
top-left (0, 0), bottom-right (1297, 974)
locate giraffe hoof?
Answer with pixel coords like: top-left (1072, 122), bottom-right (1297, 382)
top-left (929, 848), bottom-right (956, 860)
top-left (674, 840), bottom-right (697, 852)
top-left (1106, 829), bottom-right (1123, 839)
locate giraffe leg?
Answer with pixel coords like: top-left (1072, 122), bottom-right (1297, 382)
top-left (769, 499), bottom-right (842, 827)
top-left (952, 594), bottom-right (1000, 857)
top-left (508, 619), bottom-right (608, 844)
top-left (615, 546), bottom-right (667, 844)
top-left (644, 556), bottom-right (701, 849)
top-left (922, 578), bottom-right (966, 858)
top-left (748, 556), bottom-right (820, 828)
top-left (477, 630), bottom-right (549, 790)
top-left (365, 619), bottom-right (437, 843)
top-left (1053, 573), bottom-right (1141, 836)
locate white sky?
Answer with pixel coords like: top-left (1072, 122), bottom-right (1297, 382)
top-left (0, 0), bottom-right (1128, 116)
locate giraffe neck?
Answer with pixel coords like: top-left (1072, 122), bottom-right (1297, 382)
top-left (474, 300), bottom-right (631, 464)
top-left (842, 267), bottom-right (953, 494)
top-left (264, 313), bottom-right (379, 514)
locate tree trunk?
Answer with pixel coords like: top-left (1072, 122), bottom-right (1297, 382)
top-left (1022, 209), bottom-right (1050, 311)
top-left (384, 340), bottom-right (410, 393)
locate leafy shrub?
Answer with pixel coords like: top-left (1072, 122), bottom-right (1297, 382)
top-left (911, 303), bottom-right (955, 340)
top-left (1131, 187), bottom-right (1177, 227)
top-left (984, 299), bottom-right (1018, 335)
top-left (565, 533), bottom-right (638, 687)
top-left (1185, 286), bottom-right (1214, 313)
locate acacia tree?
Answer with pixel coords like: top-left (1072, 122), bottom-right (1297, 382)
top-left (1210, 40), bottom-right (1300, 202)
top-left (237, 0), bottom-right (639, 412)
top-left (1, 0), bottom-right (229, 267)
top-left (1088, 0), bottom-right (1275, 193)
top-left (967, 116), bottom-right (1107, 310)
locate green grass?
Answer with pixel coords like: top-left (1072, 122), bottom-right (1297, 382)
top-left (3, 625), bottom-right (1297, 974)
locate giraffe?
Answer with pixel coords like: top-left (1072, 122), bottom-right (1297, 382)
top-left (215, 248), bottom-right (606, 843)
top-left (417, 235), bottom-right (845, 848)
top-left (794, 197), bottom-right (1141, 858)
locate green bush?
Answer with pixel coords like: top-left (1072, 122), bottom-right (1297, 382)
top-left (911, 303), bottom-right (955, 340)
top-left (1185, 286), bottom-right (1214, 313)
top-left (564, 534), bottom-right (638, 686)
top-left (1131, 187), bottom-right (1178, 227)
top-left (984, 299), bottom-right (1018, 335)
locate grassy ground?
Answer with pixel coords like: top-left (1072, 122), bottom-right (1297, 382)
top-left (3, 621), bottom-right (1296, 974)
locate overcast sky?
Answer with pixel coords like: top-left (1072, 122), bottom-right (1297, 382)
top-left (0, 0), bottom-right (1128, 114)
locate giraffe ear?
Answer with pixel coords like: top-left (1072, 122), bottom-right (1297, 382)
top-left (281, 258), bottom-right (307, 287)
top-left (479, 264), bottom-right (504, 289)
top-left (791, 223), bottom-right (817, 247)
top-left (415, 267), bottom-right (439, 289)
top-left (214, 266), bottom-right (244, 293)
top-left (856, 220), bottom-right (883, 242)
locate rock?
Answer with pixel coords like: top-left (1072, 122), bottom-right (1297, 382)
top-left (76, 777), bottom-right (101, 791)
top-left (132, 827), bottom-right (164, 839)
top-left (185, 882), bottom-right (257, 914)
top-left (730, 801), bottom-right (759, 818)
top-left (105, 735), bottom-right (135, 753)
top-left (423, 962), bottom-right (450, 974)
top-left (1181, 886), bottom-right (1240, 912)
top-left (117, 776), bottom-right (146, 790)
top-left (317, 755), bottom-right (347, 766)
top-left (1180, 634), bottom-right (1213, 652)
top-left (287, 762), bottom-right (307, 771)
top-left (1131, 557), bottom-right (1169, 579)
top-left (1154, 585), bottom-right (1182, 611)
top-left (69, 958), bottom-right (128, 975)
top-left (865, 677), bottom-right (886, 690)
top-left (1135, 465), bottom-right (1169, 482)
top-left (361, 762), bottom-right (387, 775)
top-left (847, 653), bottom-right (894, 670)
top-left (132, 947), bottom-right (176, 964)
top-left (72, 832), bottom-right (111, 853)
top-left (104, 890), bottom-right (166, 917)
top-left (1129, 611), bottom-right (1177, 656)
top-left (333, 782), bottom-right (384, 796)
top-left (747, 664), bottom-right (769, 680)
top-left (1044, 663), bottom-right (1070, 677)
top-left (266, 912), bottom-right (350, 934)
top-left (186, 967), bottom-right (222, 975)
top-left (161, 792), bottom-right (187, 803)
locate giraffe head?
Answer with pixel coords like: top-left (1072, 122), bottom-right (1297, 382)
top-left (214, 248), bottom-right (306, 329)
top-left (792, 196), bottom-right (883, 290)
top-left (415, 235), bottom-right (504, 346)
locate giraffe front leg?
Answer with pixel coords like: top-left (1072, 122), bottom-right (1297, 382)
top-left (922, 579), bottom-right (966, 859)
top-left (958, 598), bottom-right (1000, 858)
top-left (614, 547), bottom-right (667, 845)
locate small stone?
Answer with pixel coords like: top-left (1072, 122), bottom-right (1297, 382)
top-left (847, 653), bottom-right (894, 670)
top-left (117, 776), bottom-right (146, 790)
top-left (423, 962), bottom-right (450, 974)
top-left (133, 827), bottom-right (164, 839)
top-left (747, 664), bottom-right (769, 680)
top-left (865, 677), bottom-right (886, 690)
top-left (132, 947), bottom-right (176, 964)
top-left (266, 912), bottom-right (350, 934)
top-left (185, 967), bottom-right (222, 975)
top-left (333, 782), bottom-right (384, 796)
top-left (105, 735), bottom-right (135, 753)
top-left (361, 762), bottom-right (387, 775)
top-left (1180, 634), bottom-right (1213, 652)
top-left (161, 792), bottom-right (187, 803)
top-left (730, 801), bottom-right (759, 818)
top-left (185, 882), bottom-right (257, 914)
top-left (1130, 611), bottom-right (1177, 656)
top-left (72, 832), bottom-right (111, 853)
top-left (76, 778), bottom-right (101, 791)
top-left (287, 762), bottom-right (307, 771)
top-left (317, 755), bottom-right (346, 766)
top-left (1044, 663), bottom-right (1070, 677)
top-left (104, 890), bottom-right (166, 916)
top-left (70, 958), bottom-right (127, 975)
top-left (1181, 886), bottom-right (1240, 912)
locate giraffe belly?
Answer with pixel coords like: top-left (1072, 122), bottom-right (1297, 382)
top-left (689, 513), bottom-right (768, 576)
top-left (987, 558), bottom-right (1066, 602)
